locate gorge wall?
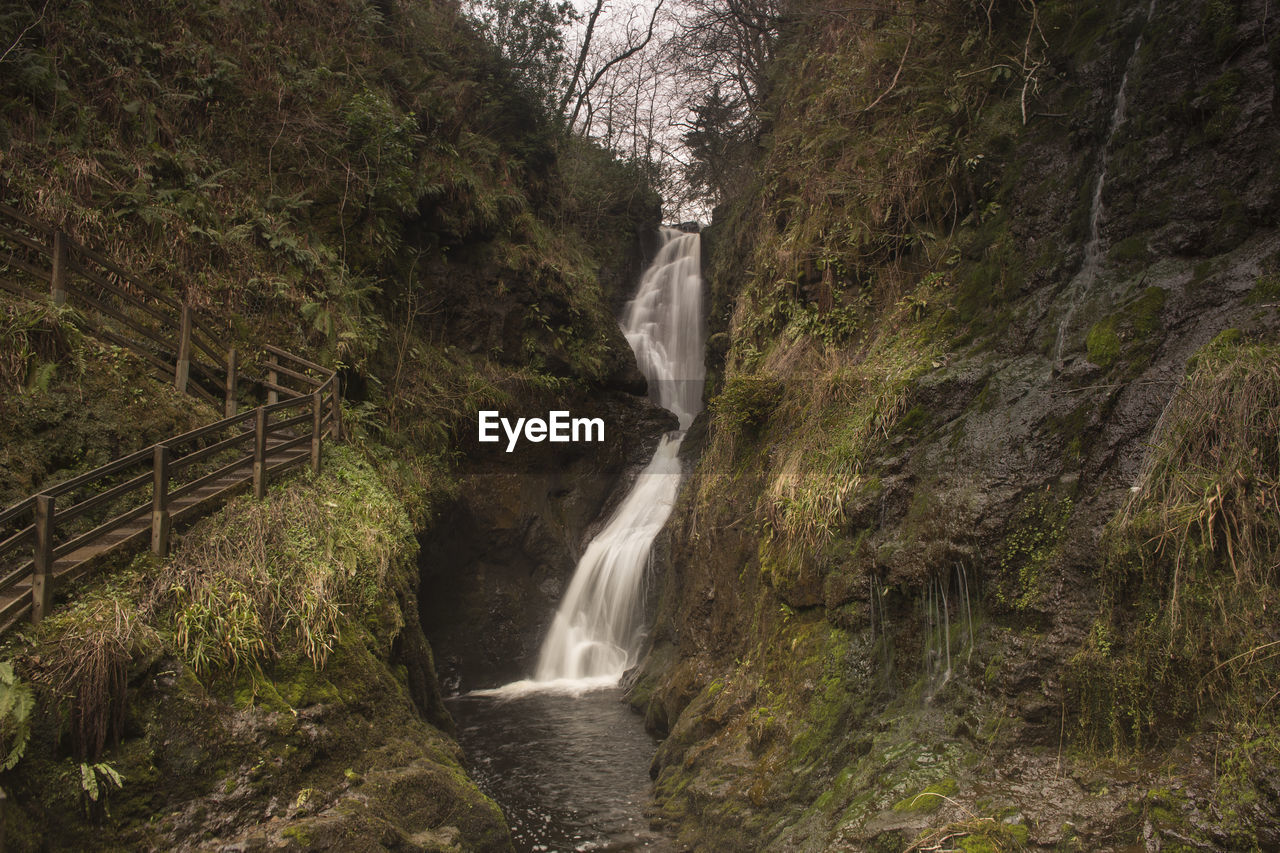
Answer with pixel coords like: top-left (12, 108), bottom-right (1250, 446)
top-left (627, 0), bottom-right (1280, 849)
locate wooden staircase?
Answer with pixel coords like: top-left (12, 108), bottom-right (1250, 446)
top-left (0, 203), bottom-right (341, 634)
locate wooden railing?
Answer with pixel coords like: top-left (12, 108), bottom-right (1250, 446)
top-left (0, 204), bottom-right (342, 632)
top-left (0, 202), bottom-right (239, 409)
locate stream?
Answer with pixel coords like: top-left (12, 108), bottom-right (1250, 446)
top-left (448, 688), bottom-right (672, 852)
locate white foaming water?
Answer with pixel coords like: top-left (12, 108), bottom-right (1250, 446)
top-left (1054, 0), bottom-right (1156, 367)
top-left (622, 229), bottom-right (706, 429)
top-left (482, 227), bottom-right (705, 697)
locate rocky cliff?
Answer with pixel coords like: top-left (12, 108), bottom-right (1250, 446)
top-left (629, 0), bottom-right (1280, 848)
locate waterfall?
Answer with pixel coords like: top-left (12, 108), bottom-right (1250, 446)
top-left (529, 227), bottom-right (706, 688)
top-left (1053, 0), bottom-right (1156, 367)
top-left (621, 230), bottom-right (706, 430)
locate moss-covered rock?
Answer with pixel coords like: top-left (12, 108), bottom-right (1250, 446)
top-left (3, 449), bottom-right (510, 851)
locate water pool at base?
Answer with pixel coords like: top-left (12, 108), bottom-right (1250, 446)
top-left (447, 687), bottom-right (673, 852)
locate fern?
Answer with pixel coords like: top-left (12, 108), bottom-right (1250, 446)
top-left (0, 661), bottom-right (33, 771)
top-left (80, 761), bottom-right (125, 803)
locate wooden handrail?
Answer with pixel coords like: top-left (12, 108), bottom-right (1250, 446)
top-left (57, 469), bottom-right (154, 524)
top-left (0, 202), bottom-right (51, 234)
top-left (0, 528), bottom-right (33, 568)
top-left (70, 260), bottom-right (176, 328)
top-left (260, 359), bottom-right (324, 388)
top-left (43, 446), bottom-right (155, 498)
top-left (0, 498), bottom-right (34, 529)
top-left (69, 237), bottom-right (182, 310)
top-left (262, 343), bottom-right (331, 377)
top-left (168, 453), bottom-right (255, 503)
top-left (168, 428), bottom-right (254, 473)
top-left (0, 202), bottom-right (343, 633)
top-left (0, 222), bottom-right (50, 255)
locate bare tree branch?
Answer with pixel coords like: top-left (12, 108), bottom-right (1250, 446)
top-left (0, 0), bottom-right (49, 66)
top-left (568, 0), bottom-right (666, 131)
top-left (559, 0), bottom-right (609, 118)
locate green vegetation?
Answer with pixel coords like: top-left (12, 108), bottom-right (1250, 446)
top-left (0, 326), bottom-right (221, 507)
top-left (0, 0), bottom-right (658, 469)
top-left (1084, 286), bottom-right (1166, 371)
top-left (0, 661), bottom-right (33, 771)
top-left (1085, 317), bottom-right (1122, 367)
top-left (892, 777), bottom-right (958, 813)
top-left (5, 446), bottom-right (503, 847)
top-left (709, 373), bottom-right (784, 435)
top-left (1067, 336), bottom-right (1280, 763)
top-left (163, 446), bottom-right (413, 675)
top-left (1248, 271), bottom-right (1280, 305)
top-left (993, 493), bottom-right (1073, 613)
top-left (0, 0), bottom-right (659, 845)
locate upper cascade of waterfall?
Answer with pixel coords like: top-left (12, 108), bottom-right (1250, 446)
top-left (480, 227), bottom-right (706, 694)
top-left (622, 227), bottom-right (707, 430)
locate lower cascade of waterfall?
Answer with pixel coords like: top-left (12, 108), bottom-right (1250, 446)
top-left (533, 433), bottom-right (684, 684)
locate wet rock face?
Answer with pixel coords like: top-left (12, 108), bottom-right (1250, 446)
top-left (419, 391), bottom-right (678, 690)
top-left (627, 0), bottom-right (1280, 848)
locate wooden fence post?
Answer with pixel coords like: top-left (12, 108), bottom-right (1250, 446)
top-left (174, 304), bottom-right (192, 393)
top-left (31, 495), bottom-right (54, 624)
top-left (311, 392), bottom-right (322, 475)
top-left (50, 232), bottom-right (68, 306)
top-left (266, 355), bottom-right (279, 406)
top-left (151, 445), bottom-right (171, 557)
top-left (253, 407), bottom-right (267, 499)
top-left (329, 379), bottom-right (341, 440)
top-left (225, 347), bottom-right (238, 417)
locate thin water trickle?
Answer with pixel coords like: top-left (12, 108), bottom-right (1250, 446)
top-left (958, 562), bottom-right (974, 666)
top-left (1054, 0), bottom-right (1157, 367)
top-left (923, 565), bottom-right (975, 701)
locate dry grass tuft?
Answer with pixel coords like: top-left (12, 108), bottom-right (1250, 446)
top-left (1069, 335), bottom-right (1280, 750)
top-left (157, 446), bottom-right (413, 674)
top-left (1112, 337), bottom-right (1280, 624)
top-left (36, 582), bottom-right (156, 762)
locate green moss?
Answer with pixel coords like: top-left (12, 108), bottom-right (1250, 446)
top-left (1201, 3), bottom-right (1241, 61)
top-left (1084, 287), bottom-right (1167, 371)
top-left (955, 225), bottom-right (1023, 342)
top-left (270, 657), bottom-right (343, 709)
top-left (892, 777), bottom-right (958, 813)
top-left (1188, 328), bottom-right (1243, 372)
top-left (281, 826), bottom-right (312, 846)
top-left (1108, 235), bottom-right (1148, 265)
top-left (711, 373), bottom-right (784, 435)
top-left (896, 404), bottom-right (929, 434)
top-left (994, 493), bottom-right (1073, 612)
top-left (1247, 273), bottom-right (1280, 305)
top-left (1086, 317), bottom-right (1121, 368)
top-left (1129, 287), bottom-right (1167, 335)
